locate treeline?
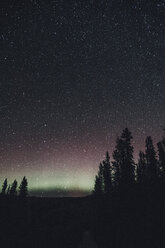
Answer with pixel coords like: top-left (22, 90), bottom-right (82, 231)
top-left (93, 127), bottom-right (165, 195)
top-left (0, 176), bottom-right (28, 198)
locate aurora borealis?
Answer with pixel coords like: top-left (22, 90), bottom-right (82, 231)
top-left (0, 1), bottom-right (165, 196)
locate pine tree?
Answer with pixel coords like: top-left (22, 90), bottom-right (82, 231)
top-left (113, 128), bottom-right (135, 188)
top-left (103, 152), bottom-right (112, 195)
top-left (93, 163), bottom-right (104, 195)
top-left (7, 185), bottom-right (10, 195)
top-left (19, 176), bottom-right (28, 198)
top-left (120, 128), bottom-right (135, 185)
top-left (145, 136), bottom-right (158, 184)
top-left (112, 160), bottom-right (120, 189)
top-left (10, 179), bottom-right (18, 196)
top-left (1, 178), bottom-right (8, 195)
top-left (94, 175), bottom-right (102, 196)
top-left (137, 151), bottom-right (146, 184)
top-left (157, 141), bottom-right (165, 174)
top-left (112, 137), bottom-right (122, 189)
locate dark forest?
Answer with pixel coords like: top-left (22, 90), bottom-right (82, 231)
top-left (1, 128), bottom-right (165, 248)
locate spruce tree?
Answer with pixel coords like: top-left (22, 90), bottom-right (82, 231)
top-left (137, 151), bottom-right (146, 184)
top-left (94, 175), bottom-right (102, 196)
top-left (120, 128), bottom-right (135, 185)
top-left (7, 185), bottom-right (10, 195)
top-left (113, 128), bottom-right (135, 188)
top-left (145, 136), bottom-right (158, 184)
top-left (112, 137), bottom-right (123, 189)
top-left (157, 141), bottom-right (165, 174)
top-left (1, 178), bottom-right (8, 195)
top-left (93, 163), bottom-right (104, 195)
top-left (10, 179), bottom-right (18, 196)
top-left (103, 152), bottom-right (112, 194)
top-left (19, 176), bottom-right (28, 198)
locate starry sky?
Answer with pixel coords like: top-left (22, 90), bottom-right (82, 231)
top-left (0, 0), bottom-right (165, 197)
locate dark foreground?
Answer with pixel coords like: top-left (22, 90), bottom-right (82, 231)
top-left (0, 186), bottom-right (165, 248)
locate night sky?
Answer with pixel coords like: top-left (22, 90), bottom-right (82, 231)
top-left (0, 0), bottom-right (165, 197)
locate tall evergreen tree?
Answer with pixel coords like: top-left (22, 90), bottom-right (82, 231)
top-left (157, 140), bottom-right (165, 174)
top-left (19, 176), bottom-right (28, 198)
top-left (120, 128), bottom-right (135, 185)
top-left (145, 136), bottom-right (158, 184)
top-left (10, 179), bottom-right (18, 196)
top-left (113, 137), bottom-right (121, 188)
top-left (112, 137), bottom-right (122, 189)
top-left (112, 160), bottom-right (120, 189)
top-left (137, 151), bottom-right (146, 184)
top-left (94, 175), bottom-right (102, 196)
top-left (113, 128), bottom-right (135, 188)
top-left (103, 151), bottom-right (112, 194)
top-left (6, 185), bottom-right (10, 195)
top-left (1, 178), bottom-right (8, 195)
top-left (93, 163), bottom-right (104, 195)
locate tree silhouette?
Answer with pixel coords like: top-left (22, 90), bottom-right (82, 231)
top-left (94, 175), bottom-right (102, 196)
top-left (113, 137), bottom-right (123, 189)
top-left (145, 136), bottom-right (158, 184)
top-left (137, 151), bottom-right (146, 184)
top-left (103, 152), bottom-right (112, 195)
top-left (94, 153), bottom-right (113, 196)
top-left (121, 128), bottom-right (135, 185)
top-left (19, 176), bottom-right (28, 198)
top-left (6, 185), bottom-right (10, 195)
top-left (94, 163), bottom-right (104, 195)
top-left (157, 140), bottom-right (165, 175)
top-left (112, 160), bottom-right (120, 189)
top-left (113, 128), bottom-right (135, 189)
top-left (1, 178), bottom-right (8, 195)
top-left (10, 179), bottom-right (18, 196)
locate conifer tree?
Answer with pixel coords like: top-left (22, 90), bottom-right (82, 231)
top-left (10, 179), bottom-right (18, 196)
top-left (1, 178), bottom-right (8, 195)
top-left (112, 160), bottom-right (120, 189)
top-left (145, 136), bottom-right (158, 184)
top-left (121, 128), bottom-right (135, 185)
top-left (94, 175), bottom-right (102, 196)
top-left (7, 185), bottom-right (10, 195)
top-left (113, 128), bottom-right (135, 188)
top-left (112, 137), bottom-right (122, 189)
top-left (137, 151), bottom-right (146, 184)
top-left (19, 176), bottom-right (28, 198)
top-left (93, 163), bottom-right (104, 195)
top-left (103, 151), bottom-right (112, 194)
top-left (157, 141), bottom-right (165, 174)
